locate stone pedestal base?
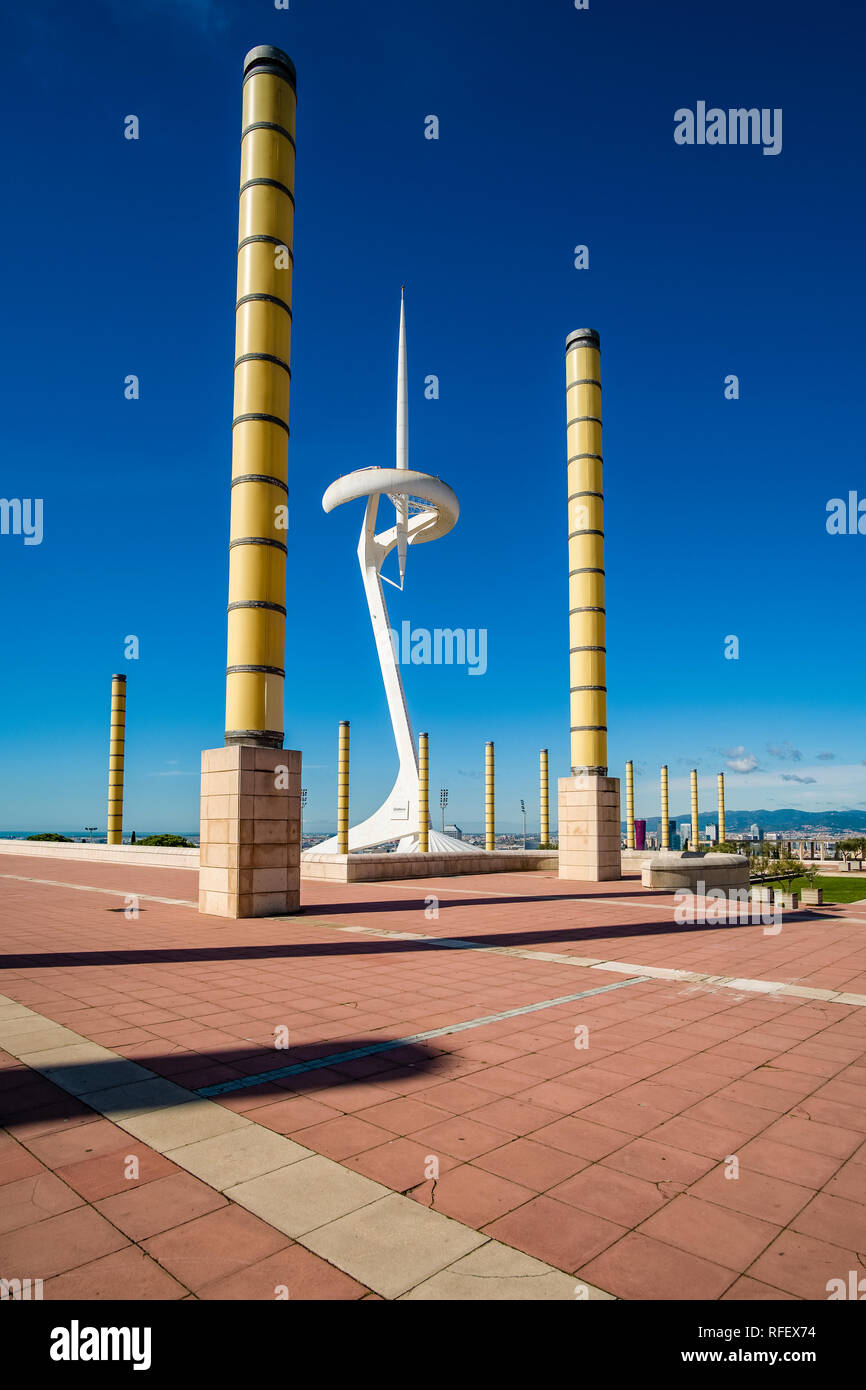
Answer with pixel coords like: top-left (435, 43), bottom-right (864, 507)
top-left (558, 774), bottom-right (622, 882)
top-left (199, 746), bottom-right (301, 918)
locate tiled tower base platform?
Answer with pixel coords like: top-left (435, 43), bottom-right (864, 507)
top-left (199, 746), bottom-right (301, 917)
top-left (558, 774), bottom-right (622, 882)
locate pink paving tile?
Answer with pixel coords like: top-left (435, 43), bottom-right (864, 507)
top-left (409, 1114), bottom-right (512, 1161)
top-left (0, 1171), bottom-right (83, 1234)
top-left (292, 1114), bottom-right (394, 1160)
top-left (510, 1079), bottom-right (598, 1113)
top-left (763, 1114), bottom-right (862, 1159)
top-left (531, 1115), bottom-right (631, 1161)
top-left (44, 1245), bottom-right (189, 1300)
top-left (25, 1118), bottom-right (140, 1168)
top-left (637, 1194), bottom-right (781, 1272)
top-left (473, 1138), bottom-right (590, 1191)
top-left (601, 1137), bottom-right (715, 1187)
top-left (548, 1164), bottom-right (668, 1227)
top-left (749, 1229), bottom-right (865, 1301)
top-left (95, 1172), bottom-right (228, 1240)
top-left (579, 1231), bottom-right (736, 1301)
top-left (411, 1163), bottom-right (533, 1226)
top-left (0, 1204), bottom-right (128, 1279)
top-left (576, 1094), bottom-right (677, 1137)
top-left (822, 1158), bottom-right (866, 1203)
top-left (142, 1204), bottom-right (291, 1289)
top-left (235, 1094), bottom-right (344, 1133)
top-left (484, 1194), bottom-right (625, 1271)
top-left (345, 1137), bottom-right (458, 1191)
top-left (355, 1095), bottom-right (451, 1135)
top-left (790, 1192), bottom-right (866, 1251)
top-left (197, 1244), bottom-right (369, 1299)
top-left (689, 1163), bottom-right (814, 1225)
top-left (55, 1146), bottom-right (181, 1202)
top-left (470, 1096), bottom-right (562, 1137)
top-left (419, 1078), bottom-right (505, 1114)
top-left (0, 1141), bottom-right (47, 1186)
top-left (720, 1275), bottom-right (798, 1301)
top-left (645, 1115), bottom-right (754, 1160)
top-left (735, 1135), bottom-right (843, 1189)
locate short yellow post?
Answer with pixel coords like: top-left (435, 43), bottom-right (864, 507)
top-left (625, 760), bottom-right (635, 849)
top-left (337, 721), bottom-right (350, 854)
top-left (418, 732), bottom-right (429, 853)
top-left (106, 674), bottom-right (127, 845)
top-left (485, 741), bottom-right (495, 852)
top-left (660, 765), bottom-right (669, 849)
top-left (539, 748), bottom-right (549, 845)
top-left (690, 768), bottom-right (699, 850)
top-left (717, 772), bottom-right (726, 846)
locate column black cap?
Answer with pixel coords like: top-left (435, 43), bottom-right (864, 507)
top-left (566, 329), bottom-right (600, 352)
top-left (243, 46), bottom-right (297, 89)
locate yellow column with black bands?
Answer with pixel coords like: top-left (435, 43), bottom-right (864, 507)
top-left (540, 748), bottom-right (549, 844)
top-left (106, 674), bottom-right (126, 845)
top-left (225, 46), bottom-right (297, 748)
top-left (485, 741), bottom-right (495, 851)
top-left (567, 329), bottom-right (607, 776)
top-left (690, 769), bottom-right (699, 850)
top-left (418, 732), bottom-right (429, 853)
top-left (625, 760), bottom-right (635, 849)
top-left (717, 772), bottom-right (726, 846)
top-left (660, 765), bottom-right (670, 849)
top-left (337, 721), bottom-right (349, 854)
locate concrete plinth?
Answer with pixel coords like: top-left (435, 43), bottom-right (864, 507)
top-left (557, 775), bottom-right (622, 882)
top-left (199, 746), bottom-right (301, 918)
top-left (301, 849), bottom-right (557, 883)
top-left (641, 851), bottom-right (748, 893)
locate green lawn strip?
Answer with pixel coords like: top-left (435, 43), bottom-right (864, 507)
top-left (761, 876), bottom-right (866, 904)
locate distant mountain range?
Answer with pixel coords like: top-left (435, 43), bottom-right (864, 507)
top-left (633, 809), bottom-right (866, 834)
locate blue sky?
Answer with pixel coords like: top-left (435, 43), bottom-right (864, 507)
top-left (1, 0), bottom-right (864, 833)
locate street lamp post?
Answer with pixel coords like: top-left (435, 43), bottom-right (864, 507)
top-left (520, 799), bottom-right (526, 850)
top-left (300, 787), bottom-right (307, 845)
top-left (85, 827), bottom-right (97, 843)
top-left (440, 787), bottom-right (448, 834)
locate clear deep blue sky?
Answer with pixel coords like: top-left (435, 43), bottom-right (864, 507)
top-left (1, 0), bottom-right (864, 833)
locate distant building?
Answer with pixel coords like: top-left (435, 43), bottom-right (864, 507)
top-left (706, 823), bottom-right (718, 844)
top-left (444, 823), bottom-right (463, 840)
top-left (668, 820), bottom-right (677, 848)
top-left (750, 823), bottom-right (763, 841)
top-left (679, 822), bottom-right (691, 848)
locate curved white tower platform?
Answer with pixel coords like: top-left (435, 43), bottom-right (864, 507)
top-left (308, 294), bottom-right (474, 856)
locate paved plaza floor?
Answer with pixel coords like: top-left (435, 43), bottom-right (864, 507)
top-left (2, 854), bottom-right (866, 1301)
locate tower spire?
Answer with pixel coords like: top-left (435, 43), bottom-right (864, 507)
top-left (395, 287), bottom-right (408, 583)
top-left (396, 285), bottom-right (408, 470)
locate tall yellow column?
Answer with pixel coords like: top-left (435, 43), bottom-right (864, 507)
top-left (625, 760), bottom-right (635, 849)
top-left (199, 46), bottom-right (302, 920)
top-left (690, 769), bottom-right (699, 849)
top-left (418, 732), bottom-right (429, 854)
top-left (106, 674), bottom-right (126, 845)
top-left (567, 329), bottom-right (607, 777)
top-left (539, 748), bottom-right (549, 845)
top-left (337, 721), bottom-right (350, 855)
top-left (485, 741), bottom-right (495, 852)
top-left (225, 45), bottom-right (296, 749)
top-left (660, 765), bottom-right (669, 849)
top-left (717, 772), bottom-right (726, 846)
top-left (558, 329), bottom-right (621, 881)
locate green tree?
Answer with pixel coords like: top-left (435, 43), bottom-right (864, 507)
top-left (135, 834), bottom-right (195, 848)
